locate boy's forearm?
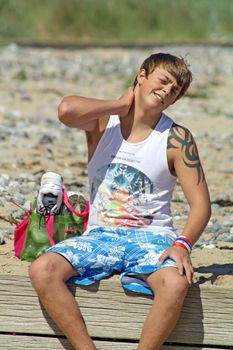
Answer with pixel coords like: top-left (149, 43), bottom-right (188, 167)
top-left (58, 95), bottom-right (126, 128)
top-left (180, 203), bottom-right (211, 247)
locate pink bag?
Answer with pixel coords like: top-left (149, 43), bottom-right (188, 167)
top-left (14, 212), bottom-right (30, 258)
top-left (63, 191), bottom-right (89, 232)
top-left (13, 191), bottom-right (89, 260)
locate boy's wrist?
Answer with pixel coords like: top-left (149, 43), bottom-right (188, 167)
top-left (179, 234), bottom-right (192, 247)
top-left (172, 235), bottom-right (192, 254)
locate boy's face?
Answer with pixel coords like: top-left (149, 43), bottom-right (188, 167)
top-left (137, 67), bottom-right (182, 110)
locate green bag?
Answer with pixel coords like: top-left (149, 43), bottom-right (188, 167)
top-left (20, 211), bottom-right (85, 262)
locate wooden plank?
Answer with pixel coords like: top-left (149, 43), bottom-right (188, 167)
top-left (0, 335), bottom-right (132, 350)
top-left (0, 335), bottom-right (230, 350)
top-left (0, 275), bottom-right (233, 347)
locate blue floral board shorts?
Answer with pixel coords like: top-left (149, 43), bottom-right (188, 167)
top-left (47, 227), bottom-right (177, 296)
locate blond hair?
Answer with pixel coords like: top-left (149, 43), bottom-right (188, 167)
top-left (134, 53), bottom-right (192, 100)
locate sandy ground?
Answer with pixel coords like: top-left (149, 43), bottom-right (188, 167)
top-left (0, 46), bottom-right (233, 288)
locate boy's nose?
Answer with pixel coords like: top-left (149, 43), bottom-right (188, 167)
top-left (162, 84), bottom-right (172, 96)
top-left (162, 87), bottom-right (170, 95)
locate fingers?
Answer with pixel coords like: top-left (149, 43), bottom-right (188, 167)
top-left (118, 87), bottom-right (135, 117)
top-left (159, 246), bottom-right (194, 285)
top-left (177, 258), bottom-right (193, 285)
top-left (158, 249), bottom-right (169, 264)
top-left (121, 86), bottom-right (134, 97)
top-left (183, 260), bottom-right (194, 285)
top-left (177, 260), bottom-right (185, 276)
top-left (127, 86), bottom-right (135, 99)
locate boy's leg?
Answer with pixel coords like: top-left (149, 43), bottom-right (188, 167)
top-left (137, 267), bottom-right (189, 350)
top-left (29, 252), bottom-right (96, 350)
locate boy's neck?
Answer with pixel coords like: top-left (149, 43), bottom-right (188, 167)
top-left (119, 104), bottom-right (163, 143)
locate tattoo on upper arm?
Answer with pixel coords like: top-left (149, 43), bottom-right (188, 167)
top-left (167, 124), bottom-right (204, 184)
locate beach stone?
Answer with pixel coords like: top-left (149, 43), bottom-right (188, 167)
top-left (217, 234), bottom-right (233, 243)
top-left (205, 223), bottom-right (221, 234)
top-left (217, 227), bottom-right (230, 235)
top-left (0, 174), bottom-right (10, 187)
top-left (223, 218), bottom-right (233, 227)
top-left (173, 192), bottom-right (186, 202)
top-left (11, 209), bottom-right (25, 220)
top-left (11, 127), bottom-right (29, 138)
top-left (209, 217), bottom-right (218, 224)
top-left (39, 134), bottom-right (55, 144)
top-left (214, 193), bottom-right (231, 203)
top-left (0, 130), bottom-right (8, 140)
top-left (211, 203), bottom-right (220, 212)
top-left (0, 233), bottom-right (5, 245)
top-left (11, 194), bottom-right (25, 206)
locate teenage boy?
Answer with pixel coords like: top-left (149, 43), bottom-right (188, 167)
top-left (29, 53), bottom-right (211, 350)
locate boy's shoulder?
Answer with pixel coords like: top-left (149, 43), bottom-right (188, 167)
top-left (168, 122), bottom-right (195, 149)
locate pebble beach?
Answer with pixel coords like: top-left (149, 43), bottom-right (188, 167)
top-left (0, 43), bottom-right (232, 286)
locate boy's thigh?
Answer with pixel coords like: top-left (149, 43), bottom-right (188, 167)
top-left (124, 232), bottom-right (176, 275)
top-left (47, 234), bottom-right (125, 275)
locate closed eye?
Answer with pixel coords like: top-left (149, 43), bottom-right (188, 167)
top-left (159, 78), bottom-right (167, 84)
top-left (172, 87), bottom-right (179, 95)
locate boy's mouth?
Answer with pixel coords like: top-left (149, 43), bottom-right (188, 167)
top-left (153, 91), bottom-right (164, 104)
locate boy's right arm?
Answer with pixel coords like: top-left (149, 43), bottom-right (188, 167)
top-left (58, 88), bottom-right (134, 131)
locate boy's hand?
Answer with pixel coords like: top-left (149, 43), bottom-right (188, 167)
top-left (118, 87), bottom-right (134, 117)
top-left (159, 246), bottom-right (193, 285)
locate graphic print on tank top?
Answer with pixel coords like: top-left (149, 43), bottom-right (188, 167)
top-left (90, 162), bottom-right (157, 228)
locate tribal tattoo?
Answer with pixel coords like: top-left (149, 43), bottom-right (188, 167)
top-left (167, 124), bottom-right (204, 184)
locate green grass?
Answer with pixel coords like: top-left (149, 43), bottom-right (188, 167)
top-left (0, 0), bottom-right (233, 44)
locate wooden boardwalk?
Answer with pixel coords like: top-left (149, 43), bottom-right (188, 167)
top-left (0, 274), bottom-right (233, 349)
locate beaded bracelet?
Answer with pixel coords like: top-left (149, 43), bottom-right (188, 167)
top-left (172, 235), bottom-right (192, 254)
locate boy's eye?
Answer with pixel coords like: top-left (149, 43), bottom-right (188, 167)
top-left (172, 87), bottom-right (179, 95)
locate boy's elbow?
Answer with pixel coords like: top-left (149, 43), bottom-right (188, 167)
top-left (207, 202), bottom-right (212, 222)
top-left (202, 200), bottom-right (211, 227)
top-left (58, 98), bottom-right (70, 124)
top-left (201, 188), bottom-right (212, 223)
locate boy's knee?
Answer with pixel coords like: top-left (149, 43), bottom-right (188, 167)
top-left (29, 253), bottom-right (57, 291)
top-left (149, 268), bottom-right (189, 306)
top-left (162, 272), bottom-right (189, 302)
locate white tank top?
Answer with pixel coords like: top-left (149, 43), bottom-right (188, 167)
top-left (87, 113), bottom-right (177, 237)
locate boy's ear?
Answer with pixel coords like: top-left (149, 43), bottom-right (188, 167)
top-left (136, 69), bottom-right (146, 86)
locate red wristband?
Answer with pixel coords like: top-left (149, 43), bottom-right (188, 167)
top-left (179, 235), bottom-right (192, 247)
top-left (172, 241), bottom-right (191, 253)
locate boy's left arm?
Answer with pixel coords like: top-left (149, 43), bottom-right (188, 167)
top-left (159, 124), bottom-right (211, 284)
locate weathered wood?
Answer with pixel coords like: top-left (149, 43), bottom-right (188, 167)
top-left (0, 335), bottom-right (133, 350)
top-left (0, 334), bottom-right (230, 350)
top-left (0, 274), bottom-right (233, 348)
top-left (0, 335), bottom-right (231, 350)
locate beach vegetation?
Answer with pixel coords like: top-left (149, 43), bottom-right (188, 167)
top-left (0, 0), bottom-right (232, 45)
